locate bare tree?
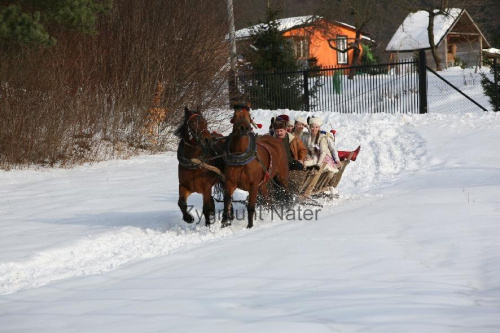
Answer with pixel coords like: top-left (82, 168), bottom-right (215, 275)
top-left (319, 0), bottom-right (384, 78)
top-left (401, 1), bottom-right (455, 71)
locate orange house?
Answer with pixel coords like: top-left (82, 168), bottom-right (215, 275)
top-left (234, 15), bottom-right (373, 68)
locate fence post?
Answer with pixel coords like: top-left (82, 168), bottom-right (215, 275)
top-left (495, 57), bottom-right (499, 112)
top-left (303, 69), bottom-right (310, 111)
top-left (418, 49), bottom-right (428, 114)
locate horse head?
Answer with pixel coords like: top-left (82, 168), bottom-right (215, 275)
top-left (231, 103), bottom-right (252, 136)
top-left (175, 107), bottom-right (212, 146)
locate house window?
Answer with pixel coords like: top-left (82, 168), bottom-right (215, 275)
top-left (336, 36), bottom-right (348, 64)
top-left (291, 36), bottom-right (309, 59)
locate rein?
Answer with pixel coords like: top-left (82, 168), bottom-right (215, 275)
top-left (255, 142), bottom-right (272, 186)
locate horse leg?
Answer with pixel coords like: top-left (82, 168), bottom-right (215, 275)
top-left (247, 185), bottom-right (259, 229)
top-left (178, 185), bottom-right (194, 223)
top-left (202, 186), bottom-right (215, 227)
top-left (210, 195), bottom-right (216, 219)
top-left (222, 180), bottom-right (237, 228)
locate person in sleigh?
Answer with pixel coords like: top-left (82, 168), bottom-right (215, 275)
top-left (272, 118), bottom-right (307, 171)
top-left (291, 116), bottom-right (308, 142)
top-left (306, 116), bottom-right (361, 167)
top-left (269, 114), bottom-right (293, 136)
top-left (302, 117), bottom-right (339, 176)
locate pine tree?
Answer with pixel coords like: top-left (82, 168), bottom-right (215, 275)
top-left (481, 59), bottom-right (500, 111)
top-left (242, 9), bottom-right (304, 110)
top-left (0, 0), bottom-right (111, 46)
top-left (247, 9), bottom-right (299, 72)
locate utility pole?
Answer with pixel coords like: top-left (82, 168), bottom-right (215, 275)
top-left (268, 0), bottom-right (284, 10)
top-left (226, 0), bottom-right (238, 105)
top-left (226, 0), bottom-right (237, 73)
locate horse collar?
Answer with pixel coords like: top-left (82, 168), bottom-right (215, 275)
top-left (224, 132), bottom-right (257, 166)
top-left (177, 140), bottom-right (201, 169)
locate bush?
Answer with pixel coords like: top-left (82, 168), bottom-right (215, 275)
top-left (481, 59), bottom-right (500, 111)
top-left (0, 0), bottom-right (229, 169)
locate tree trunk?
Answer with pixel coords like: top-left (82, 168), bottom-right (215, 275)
top-left (427, 11), bottom-right (442, 71)
top-left (348, 30), bottom-right (362, 80)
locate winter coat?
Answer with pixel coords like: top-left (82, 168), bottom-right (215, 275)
top-left (287, 132), bottom-right (307, 162)
top-left (302, 132), bottom-right (328, 163)
top-left (324, 132), bottom-right (340, 163)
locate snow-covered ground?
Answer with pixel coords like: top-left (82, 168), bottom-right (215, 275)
top-left (1, 109), bottom-right (500, 332)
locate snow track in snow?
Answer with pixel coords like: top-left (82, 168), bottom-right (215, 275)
top-left (0, 113), bottom-right (427, 294)
top-left (0, 225), bottom-right (237, 294)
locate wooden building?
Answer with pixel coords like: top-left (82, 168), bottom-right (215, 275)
top-left (235, 15), bottom-right (372, 68)
top-left (386, 9), bottom-right (491, 69)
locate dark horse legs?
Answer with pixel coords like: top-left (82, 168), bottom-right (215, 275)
top-left (178, 185), bottom-right (194, 223)
top-left (246, 185), bottom-right (259, 229)
top-left (221, 195), bottom-right (234, 228)
top-left (221, 180), bottom-right (236, 228)
top-left (179, 185), bottom-right (217, 226)
top-left (222, 181), bottom-right (259, 229)
top-left (202, 186), bottom-right (215, 226)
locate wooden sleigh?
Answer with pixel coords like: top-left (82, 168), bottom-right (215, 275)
top-left (192, 151), bottom-right (354, 207)
top-left (288, 151), bottom-right (354, 203)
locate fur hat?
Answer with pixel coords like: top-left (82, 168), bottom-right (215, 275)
top-left (272, 119), bottom-right (287, 130)
top-left (276, 114), bottom-right (289, 122)
top-left (308, 117), bottom-right (323, 127)
top-left (294, 116), bottom-right (308, 126)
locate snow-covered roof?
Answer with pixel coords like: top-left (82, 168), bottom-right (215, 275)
top-left (483, 48), bottom-right (500, 58)
top-left (234, 15), bottom-right (371, 40)
top-left (386, 8), bottom-right (463, 52)
top-left (235, 15), bottom-right (320, 39)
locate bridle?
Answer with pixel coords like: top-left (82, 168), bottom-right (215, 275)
top-left (178, 113), bottom-right (212, 169)
top-left (232, 104), bottom-right (259, 133)
top-left (183, 113), bottom-right (210, 147)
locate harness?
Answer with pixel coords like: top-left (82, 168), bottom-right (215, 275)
top-left (177, 140), bottom-right (203, 169)
top-left (223, 132), bottom-right (257, 166)
top-left (223, 132), bottom-right (273, 186)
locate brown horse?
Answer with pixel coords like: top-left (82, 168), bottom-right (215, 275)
top-left (176, 107), bottom-right (224, 226)
top-left (221, 104), bottom-right (289, 229)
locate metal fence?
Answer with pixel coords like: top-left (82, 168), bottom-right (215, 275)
top-left (235, 49), bottom-right (496, 114)
top-left (236, 59), bottom-right (421, 113)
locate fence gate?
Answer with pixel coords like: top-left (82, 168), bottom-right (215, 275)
top-left (424, 69), bottom-right (490, 116)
